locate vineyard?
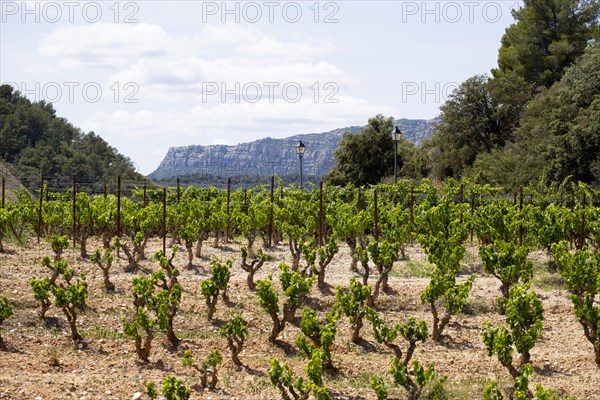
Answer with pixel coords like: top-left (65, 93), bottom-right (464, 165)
top-left (1, 177), bottom-right (600, 400)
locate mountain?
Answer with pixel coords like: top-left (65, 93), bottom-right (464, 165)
top-left (149, 119), bottom-right (435, 181)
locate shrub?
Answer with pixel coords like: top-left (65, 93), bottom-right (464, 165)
top-left (257, 263), bottom-right (314, 343)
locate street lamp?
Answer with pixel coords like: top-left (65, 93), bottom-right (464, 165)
top-left (391, 125), bottom-right (403, 183)
top-left (295, 140), bottom-right (306, 189)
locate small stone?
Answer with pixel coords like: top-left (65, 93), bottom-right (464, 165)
top-left (132, 392), bottom-right (142, 400)
top-left (105, 390), bottom-right (112, 395)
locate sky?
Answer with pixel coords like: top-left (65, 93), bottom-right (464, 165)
top-left (0, 0), bottom-right (523, 174)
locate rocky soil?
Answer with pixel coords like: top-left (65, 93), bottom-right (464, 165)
top-left (0, 238), bottom-right (598, 400)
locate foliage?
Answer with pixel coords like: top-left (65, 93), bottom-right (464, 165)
top-left (161, 376), bottom-right (191, 400)
top-left (0, 84), bottom-right (142, 193)
top-left (335, 277), bottom-right (371, 343)
top-left (122, 306), bottom-right (156, 362)
top-left (480, 241), bottom-right (534, 312)
top-left (552, 241), bottom-right (600, 366)
top-left (256, 263), bottom-right (314, 342)
top-left (366, 240), bottom-right (400, 307)
top-left (482, 285), bottom-right (544, 388)
top-left (0, 295), bottom-right (13, 349)
top-left (199, 257), bottom-right (233, 320)
top-left (416, 192), bottom-right (474, 341)
top-left (268, 357), bottom-right (331, 400)
top-left (239, 246), bottom-right (268, 290)
top-left (366, 309), bottom-right (428, 365)
top-left (123, 262), bottom-right (183, 359)
top-left (302, 236), bottom-right (339, 288)
top-left (389, 358), bottom-right (447, 400)
top-left (425, 75), bottom-right (526, 179)
top-left (370, 374), bottom-right (388, 400)
top-left (295, 307), bottom-right (339, 369)
top-left (49, 235), bottom-right (69, 261)
top-left (90, 247), bottom-right (115, 292)
top-left (325, 114), bottom-right (398, 186)
top-left (220, 314), bottom-right (249, 367)
top-left (484, 364), bottom-right (555, 400)
top-left (49, 273), bottom-right (88, 343)
top-left (493, 0), bottom-right (600, 89)
top-left (30, 276), bottom-right (51, 319)
top-left (182, 349), bottom-right (223, 389)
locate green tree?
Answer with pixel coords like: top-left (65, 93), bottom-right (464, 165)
top-left (494, 0), bottom-right (600, 89)
top-left (326, 114), bottom-right (400, 186)
top-left (544, 45), bottom-right (600, 183)
top-left (426, 75), bottom-right (526, 179)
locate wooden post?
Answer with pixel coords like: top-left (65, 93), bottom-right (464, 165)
top-left (177, 177), bottom-right (181, 203)
top-left (143, 178), bottom-right (147, 208)
top-left (1, 176), bottom-right (5, 208)
top-left (72, 175), bottom-right (77, 248)
top-left (459, 184), bottom-right (464, 224)
top-left (374, 190), bottom-right (379, 242)
top-left (519, 187), bottom-right (523, 246)
top-left (226, 177), bottom-right (231, 242)
top-left (104, 181), bottom-right (107, 199)
top-left (470, 191), bottom-right (475, 243)
top-left (318, 181), bottom-right (324, 247)
top-left (410, 185), bottom-right (415, 224)
top-left (357, 188), bottom-right (361, 211)
top-left (163, 187), bottom-right (167, 255)
top-left (37, 175), bottom-right (44, 243)
top-left (268, 176), bottom-right (274, 247)
top-left (579, 192), bottom-right (586, 250)
top-left (116, 176), bottom-right (121, 239)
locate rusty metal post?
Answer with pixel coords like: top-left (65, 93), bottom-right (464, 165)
top-left (374, 190), bottom-right (379, 242)
top-left (72, 175), bottom-right (77, 248)
top-left (579, 192), bottom-right (586, 250)
top-left (116, 176), bottom-right (121, 239)
top-left (318, 181), bottom-right (324, 247)
top-left (226, 177), bottom-right (231, 242)
top-left (163, 187), bottom-right (167, 254)
top-left (268, 176), bottom-right (274, 247)
top-left (37, 175), bottom-right (44, 243)
top-left (519, 187), bottom-right (523, 246)
top-left (143, 178), bottom-right (147, 208)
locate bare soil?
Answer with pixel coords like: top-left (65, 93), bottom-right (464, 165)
top-left (0, 238), bottom-right (599, 400)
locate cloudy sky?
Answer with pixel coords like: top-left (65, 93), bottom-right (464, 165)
top-left (1, 0), bottom-right (521, 173)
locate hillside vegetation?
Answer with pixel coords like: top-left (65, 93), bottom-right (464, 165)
top-left (0, 84), bottom-right (142, 192)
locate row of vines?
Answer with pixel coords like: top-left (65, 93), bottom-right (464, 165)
top-left (1, 178), bottom-right (600, 399)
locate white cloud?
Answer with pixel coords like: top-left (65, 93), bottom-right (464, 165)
top-left (39, 23), bottom-right (171, 68)
top-left (82, 96), bottom-right (392, 173)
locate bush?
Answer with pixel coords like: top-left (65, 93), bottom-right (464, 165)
top-left (0, 295), bottom-right (13, 349)
top-left (257, 263), bottom-right (314, 343)
top-left (200, 257), bottom-right (233, 320)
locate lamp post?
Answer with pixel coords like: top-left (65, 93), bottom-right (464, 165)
top-left (296, 140), bottom-right (306, 189)
top-left (391, 125), bottom-right (403, 183)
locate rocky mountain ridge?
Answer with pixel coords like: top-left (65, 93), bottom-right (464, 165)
top-left (149, 119), bottom-right (435, 180)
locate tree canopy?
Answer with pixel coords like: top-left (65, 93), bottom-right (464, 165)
top-left (424, 0), bottom-right (600, 189)
top-left (0, 84), bottom-right (142, 192)
top-left (325, 115), bottom-right (426, 187)
top-left (494, 0), bottom-right (600, 89)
